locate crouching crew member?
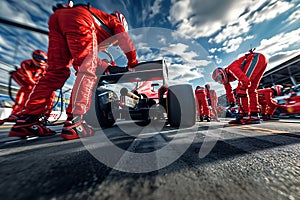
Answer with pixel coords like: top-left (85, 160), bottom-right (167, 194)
top-left (258, 85), bottom-right (284, 120)
top-left (0, 50), bottom-right (55, 128)
top-left (212, 49), bottom-right (268, 124)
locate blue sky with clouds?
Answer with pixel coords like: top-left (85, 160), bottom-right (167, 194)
top-left (0, 0), bottom-right (299, 96)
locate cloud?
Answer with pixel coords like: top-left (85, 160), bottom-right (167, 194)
top-left (169, 0), bottom-right (294, 41)
top-left (0, 0), bottom-right (55, 29)
top-left (222, 37), bottom-right (243, 53)
top-left (256, 27), bottom-right (300, 69)
top-left (209, 18), bottom-right (251, 44)
top-left (149, 0), bottom-right (163, 18)
top-left (134, 41), bottom-right (211, 85)
top-left (0, 34), bottom-right (11, 49)
top-left (1, 0), bottom-right (299, 96)
top-left (160, 43), bottom-right (212, 68)
top-left (168, 0), bottom-right (255, 38)
top-left (0, 0), bottom-right (56, 65)
top-left (168, 0), bottom-right (297, 64)
top-left (283, 5), bottom-right (300, 25)
top-left (251, 0), bottom-right (293, 24)
top-left (257, 28), bottom-right (300, 55)
top-left (129, 27), bottom-right (213, 83)
top-left (207, 0), bottom-right (295, 53)
top-left (168, 63), bottom-right (202, 85)
top-left (268, 50), bottom-right (300, 64)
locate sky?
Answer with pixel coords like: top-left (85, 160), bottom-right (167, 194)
top-left (0, 0), bottom-right (299, 96)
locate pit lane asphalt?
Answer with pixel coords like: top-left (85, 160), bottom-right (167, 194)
top-left (0, 119), bottom-right (299, 200)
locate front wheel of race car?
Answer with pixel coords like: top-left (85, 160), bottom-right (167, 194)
top-left (167, 84), bottom-right (196, 128)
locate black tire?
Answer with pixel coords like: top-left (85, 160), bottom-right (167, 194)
top-left (167, 84), bottom-right (196, 127)
top-left (85, 87), bottom-right (118, 128)
top-left (128, 95), bottom-right (151, 126)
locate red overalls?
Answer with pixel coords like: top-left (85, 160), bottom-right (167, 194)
top-left (11, 60), bottom-right (55, 116)
top-left (258, 88), bottom-right (278, 116)
top-left (21, 5), bottom-right (137, 117)
top-left (206, 89), bottom-right (219, 119)
top-left (195, 88), bottom-right (210, 117)
top-left (224, 52), bottom-right (268, 115)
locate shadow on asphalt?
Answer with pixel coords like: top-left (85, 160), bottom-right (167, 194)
top-left (0, 122), bottom-right (300, 199)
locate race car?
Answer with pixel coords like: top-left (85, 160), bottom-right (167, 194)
top-left (276, 85), bottom-right (300, 117)
top-left (85, 59), bottom-right (196, 128)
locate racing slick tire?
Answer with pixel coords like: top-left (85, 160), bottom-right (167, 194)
top-left (167, 84), bottom-right (196, 128)
top-left (85, 87), bottom-right (118, 128)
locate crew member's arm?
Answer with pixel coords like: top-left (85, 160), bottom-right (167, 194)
top-left (107, 16), bottom-right (138, 67)
top-left (91, 8), bottom-right (138, 67)
top-left (19, 62), bottom-right (37, 87)
top-left (227, 59), bottom-right (251, 95)
top-left (265, 90), bottom-right (279, 107)
top-left (224, 82), bottom-right (235, 105)
top-left (12, 61), bottom-right (36, 89)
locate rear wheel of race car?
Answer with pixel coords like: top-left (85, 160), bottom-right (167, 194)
top-left (127, 97), bottom-right (150, 126)
top-left (167, 84), bottom-right (196, 127)
top-left (85, 87), bottom-right (118, 128)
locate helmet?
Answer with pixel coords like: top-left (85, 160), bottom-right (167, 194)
top-left (196, 86), bottom-right (204, 90)
top-left (271, 85), bottom-right (283, 96)
top-left (112, 11), bottom-right (128, 32)
top-left (205, 84), bottom-right (210, 90)
top-left (212, 67), bottom-right (228, 84)
top-left (32, 50), bottom-right (47, 67)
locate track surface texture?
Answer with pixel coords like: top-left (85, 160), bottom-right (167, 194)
top-left (0, 119), bottom-right (299, 200)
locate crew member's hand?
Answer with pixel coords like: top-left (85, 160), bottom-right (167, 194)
top-left (127, 59), bottom-right (138, 68)
top-left (103, 59), bottom-right (116, 66)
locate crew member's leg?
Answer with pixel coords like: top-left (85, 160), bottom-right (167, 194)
top-left (244, 53), bottom-right (267, 124)
top-left (61, 24), bottom-right (98, 140)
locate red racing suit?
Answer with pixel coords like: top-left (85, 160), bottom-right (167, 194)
top-left (11, 60), bottom-right (55, 116)
top-left (223, 52), bottom-right (267, 115)
top-left (21, 5), bottom-right (137, 116)
top-left (195, 88), bottom-right (210, 117)
top-left (257, 88), bottom-right (278, 116)
top-left (206, 88), bottom-right (218, 118)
